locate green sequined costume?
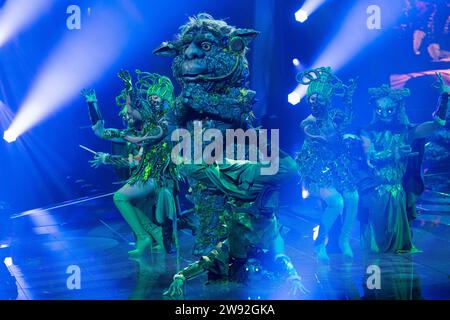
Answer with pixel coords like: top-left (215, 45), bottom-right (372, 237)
top-left (115, 70), bottom-right (180, 188)
top-left (296, 116), bottom-right (360, 194)
top-left (295, 67), bottom-right (359, 194)
top-left (360, 125), bottom-right (414, 253)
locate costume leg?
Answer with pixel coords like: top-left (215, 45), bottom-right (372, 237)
top-left (340, 191), bottom-right (359, 259)
top-left (315, 188), bottom-right (344, 262)
top-left (155, 182), bottom-right (177, 253)
top-left (113, 180), bottom-right (163, 255)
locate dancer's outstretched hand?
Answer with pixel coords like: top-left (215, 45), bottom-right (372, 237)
top-left (288, 276), bottom-right (310, 296)
top-left (394, 144), bottom-right (415, 160)
top-left (89, 152), bottom-right (109, 168)
top-left (163, 275), bottom-right (185, 299)
top-left (435, 72), bottom-right (449, 94)
top-left (81, 88), bottom-right (97, 102)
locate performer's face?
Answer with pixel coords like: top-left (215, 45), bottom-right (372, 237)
top-left (125, 105), bottom-right (142, 125)
top-left (374, 97), bottom-right (397, 123)
top-left (308, 93), bottom-right (329, 116)
top-left (149, 94), bottom-right (162, 109)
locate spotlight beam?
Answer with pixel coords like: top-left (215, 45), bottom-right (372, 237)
top-left (292, 1), bottom-right (404, 101)
top-left (295, 0), bottom-right (328, 22)
top-left (5, 9), bottom-right (128, 140)
top-left (0, 0), bottom-right (52, 47)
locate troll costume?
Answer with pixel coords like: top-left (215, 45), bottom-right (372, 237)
top-left (360, 75), bottom-right (449, 253)
top-left (154, 13), bottom-right (261, 255)
top-left (154, 13), bottom-right (304, 297)
top-left (295, 67), bottom-right (361, 262)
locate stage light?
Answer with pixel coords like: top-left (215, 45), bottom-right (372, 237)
top-left (288, 85), bottom-right (308, 105)
top-left (295, 0), bottom-right (328, 23)
top-left (3, 257), bottom-right (13, 267)
top-left (288, 91), bottom-right (301, 105)
top-left (292, 58), bottom-right (300, 66)
top-left (295, 9), bottom-right (308, 23)
top-left (5, 8), bottom-right (128, 139)
top-left (3, 129), bottom-right (17, 143)
top-left (0, 0), bottom-right (52, 47)
top-left (301, 188), bottom-right (310, 199)
top-left (313, 225), bottom-right (320, 241)
top-left (292, 2), bottom-right (404, 102)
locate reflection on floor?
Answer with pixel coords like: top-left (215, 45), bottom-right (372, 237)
top-left (0, 189), bottom-right (449, 300)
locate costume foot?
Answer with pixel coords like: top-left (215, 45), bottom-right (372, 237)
top-left (396, 245), bottom-right (422, 254)
top-left (128, 236), bottom-right (152, 256)
top-left (409, 245), bottom-right (423, 254)
top-left (143, 224), bottom-right (166, 254)
top-left (314, 244), bottom-right (330, 263)
top-left (339, 238), bottom-right (354, 259)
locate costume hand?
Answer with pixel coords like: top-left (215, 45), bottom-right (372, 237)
top-left (117, 69), bottom-right (133, 92)
top-left (92, 120), bottom-right (105, 138)
top-left (343, 78), bottom-right (358, 104)
top-left (163, 277), bottom-right (185, 299)
top-left (435, 73), bottom-right (450, 94)
top-left (89, 152), bottom-right (109, 168)
top-left (394, 144), bottom-right (413, 160)
top-left (288, 276), bottom-right (310, 296)
top-left (81, 88), bottom-right (97, 103)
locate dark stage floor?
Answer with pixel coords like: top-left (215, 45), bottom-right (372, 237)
top-left (0, 188), bottom-right (449, 300)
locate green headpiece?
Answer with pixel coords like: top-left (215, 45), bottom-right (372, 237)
top-left (134, 69), bottom-right (175, 106)
top-left (115, 69), bottom-right (175, 119)
top-left (368, 84), bottom-right (411, 125)
top-left (368, 84), bottom-right (410, 103)
top-left (297, 67), bottom-right (346, 100)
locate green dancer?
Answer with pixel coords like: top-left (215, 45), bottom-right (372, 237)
top-left (82, 70), bottom-right (179, 256)
top-left (296, 67), bottom-right (360, 262)
top-left (360, 74), bottom-right (449, 253)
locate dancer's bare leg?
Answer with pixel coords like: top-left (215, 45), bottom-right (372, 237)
top-left (340, 191), bottom-right (359, 259)
top-left (113, 180), bottom-right (163, 255)
top-left (315, 188), bottom-right (344, 262)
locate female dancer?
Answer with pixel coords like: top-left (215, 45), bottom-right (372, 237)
top-left (83, 70), bottom-right (178, 256)
top-left (296, 67), bottom-right (360, 262)
top-left (360, 74), bottom-right (448, 253)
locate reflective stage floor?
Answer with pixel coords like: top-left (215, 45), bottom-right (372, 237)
top-left (0, 189), bottom-right (449, 300)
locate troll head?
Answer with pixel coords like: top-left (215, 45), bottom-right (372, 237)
top-left (153, 13), bottom-right (258, 92)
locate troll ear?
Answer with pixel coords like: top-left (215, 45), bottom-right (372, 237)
top-left (153, 41), bottom-right (179, 57)
top-left (232, 28), bottom-right (259, 46)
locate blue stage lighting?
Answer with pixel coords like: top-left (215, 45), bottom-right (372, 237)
top-left (288, 92), bottom-right (301, 105)
top-left (295, 9), bottom-right (308, 23)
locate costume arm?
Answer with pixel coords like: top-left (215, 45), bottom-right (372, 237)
top-left (89, 152), bottom-right (137, 169)
top-left (274, 254), bottom-right (309, 295)
top-left (123, 124), bottom-right (166, 146)
top-left (301, 116), bottom-right (328, 141)
top-left (183, 84), bottom-right (255, 125)
top-left (339, 78), bottom-right (357, 130)
top-left (360, 132), bottom-right (393, 166)
top-left (104, 155), bottom-right (135, 169)
top-left (81, 89), bottom-right (103, 126)
top-left (412, 92), bottom-right (448, 140)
